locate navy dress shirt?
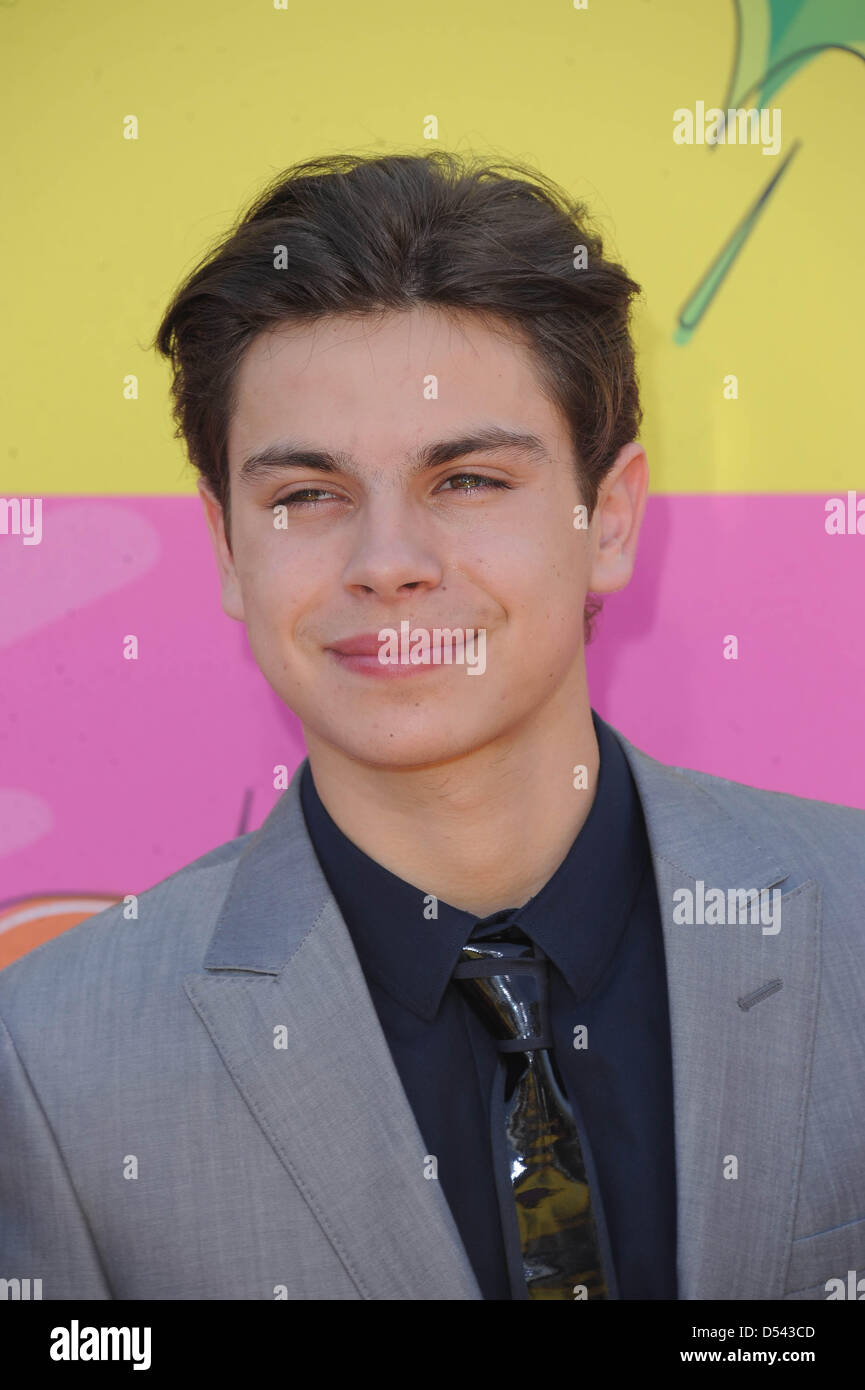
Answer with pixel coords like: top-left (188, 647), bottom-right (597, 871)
top-left (299, 708), bottom-right (677, 1299)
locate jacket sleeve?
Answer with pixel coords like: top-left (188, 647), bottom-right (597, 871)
top-left (0, 1011), bottom-right (112, 1299)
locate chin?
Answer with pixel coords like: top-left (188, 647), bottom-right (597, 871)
top-left (310, 718), bottom-right (496, 772)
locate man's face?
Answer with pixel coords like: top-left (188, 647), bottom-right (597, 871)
top-left (201, 305), bottom-right (643, 770)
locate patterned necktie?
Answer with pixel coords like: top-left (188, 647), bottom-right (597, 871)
top-left (453, 923), bottom-right (609, 1300)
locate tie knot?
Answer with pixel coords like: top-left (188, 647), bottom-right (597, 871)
top-left (452, 925), bottom-right (553, 1052)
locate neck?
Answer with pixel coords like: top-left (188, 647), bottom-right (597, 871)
top-left (302, 673), bottom-right (600, 918)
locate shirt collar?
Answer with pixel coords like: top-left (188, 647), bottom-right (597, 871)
top-left (299, 709), bottom-right (650, 1020)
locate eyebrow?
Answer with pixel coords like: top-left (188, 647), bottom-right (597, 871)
top-left (237, 425), bottom-right (551, 484)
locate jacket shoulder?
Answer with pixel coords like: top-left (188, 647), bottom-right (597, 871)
top-left (659, 762), bottom-right (865, 960)
top-left (0, 828), bottom-right (255, 1013)
top-left (669, 761), bottom-right (865, 864)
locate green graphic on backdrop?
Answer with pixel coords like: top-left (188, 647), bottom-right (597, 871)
top-left (675, 0), bottom-right (865, 343)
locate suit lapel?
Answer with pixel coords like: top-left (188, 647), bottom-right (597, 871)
top-left (606, 718), bottom-right (820, 1299)
top-left (184, 763), bottom-right (482, 1300)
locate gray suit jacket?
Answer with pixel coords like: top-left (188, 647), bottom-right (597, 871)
top-left (1, 715), bottom-right (864, 1301)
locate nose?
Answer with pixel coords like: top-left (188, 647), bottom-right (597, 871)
top-left (341, 499), bottom-right (444, 599)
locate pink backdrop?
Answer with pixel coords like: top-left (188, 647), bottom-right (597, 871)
top-left (2, 494), bottom-right (863, 920)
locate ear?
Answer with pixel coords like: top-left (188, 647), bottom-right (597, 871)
top-left (197, 477), bottom-right (245, 622)
top-left (587, 442), bottom-right (649, 595)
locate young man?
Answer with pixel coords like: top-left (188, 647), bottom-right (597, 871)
top-left (1, 151), bottom-right (863, 1302)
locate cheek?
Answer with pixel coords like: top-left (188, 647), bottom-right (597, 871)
top-left (494, 535), bottom-right (584, 615)
top-left (544, 532), bottom-right (593, 602)
top-left (238, 552), bottom-right (325, 660)
top-left (235, 562), bottom-right (292, 639)
top-left (511, 553), bottom-right (588, 653)
top-left (237, 531), bottom-right (298, 598)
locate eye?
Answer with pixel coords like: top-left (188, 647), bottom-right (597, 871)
top-left (436, 472), bottom-right (511, 495)
top-left (271, 487), bottom-right (339, 510)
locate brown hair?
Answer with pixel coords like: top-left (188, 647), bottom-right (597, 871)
top-left (153, 149), bottom-right (642, 642)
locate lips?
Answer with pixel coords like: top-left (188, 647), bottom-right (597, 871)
top-left (326, 632), bottom-right (388, 657)
top-left (327, 628), bottom-right (475, 657)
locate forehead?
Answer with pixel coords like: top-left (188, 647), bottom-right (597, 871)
top-left (226, 305), bottom-right (565, 469)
